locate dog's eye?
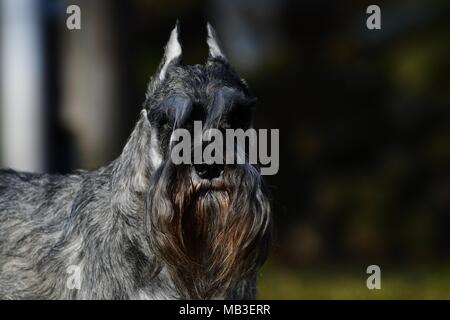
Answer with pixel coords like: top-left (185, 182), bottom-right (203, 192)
top-left (156, 113), bottom-right (174, 132)
top-left (228, 104), bottom-right (253, 129)
top-left (191, 103), bottom-right (206, 122)
top-left (161, 121), bottom-right (174, 133)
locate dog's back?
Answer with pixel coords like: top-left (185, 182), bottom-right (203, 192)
top-left (0, 169), bottom-right (83, 299)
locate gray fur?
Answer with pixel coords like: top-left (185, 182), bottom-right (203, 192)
top-left (0, 23), bottom-right (271, 300)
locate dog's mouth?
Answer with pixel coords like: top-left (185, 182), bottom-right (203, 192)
top-left (190, 165), bottom-right (228, 194)
top-left (193, 177), bottom-right (227, 193)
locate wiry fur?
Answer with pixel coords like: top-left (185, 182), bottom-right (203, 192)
top-left (0, 23), bottom-right (271, 299)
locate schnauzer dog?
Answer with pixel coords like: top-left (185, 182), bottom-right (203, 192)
top-left (0, 23), bottom-right (271, 299)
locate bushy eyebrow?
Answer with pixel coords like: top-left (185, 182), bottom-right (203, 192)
top-left (153, 88), bottom-right (256, 129)
top-left (206, 87), bottom-right (257, 128)
top-left (154, 95), bottom-right (193, 128)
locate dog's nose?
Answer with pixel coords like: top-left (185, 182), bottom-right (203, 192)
top-left (194, 163), bottom-right (224, 180)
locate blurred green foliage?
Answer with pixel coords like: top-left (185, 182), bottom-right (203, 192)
top-left (258, 261), bottom-right (450, 299)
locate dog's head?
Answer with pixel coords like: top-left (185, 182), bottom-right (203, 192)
top-left (143, 22), bottom-right (271, 299)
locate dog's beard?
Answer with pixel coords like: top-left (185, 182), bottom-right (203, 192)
top-left (145, 162), bottom-right (271, 299)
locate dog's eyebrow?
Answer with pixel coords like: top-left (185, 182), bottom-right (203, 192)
top-left (206, 87), bottom-right (257, 128)
top-left (155, 95), bottom-right (193, 128)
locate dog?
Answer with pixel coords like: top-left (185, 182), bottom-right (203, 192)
top-left (0, 22), bottom-right (272, 299)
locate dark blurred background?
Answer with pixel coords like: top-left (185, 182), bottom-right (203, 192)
top-left (1, 0), bottom-right (450, 298)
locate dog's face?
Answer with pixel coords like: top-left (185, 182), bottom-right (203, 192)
top-left (143, 23), bottom-right (271, 299)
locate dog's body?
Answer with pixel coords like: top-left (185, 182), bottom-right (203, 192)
top-left (0, 23), bottom-right (271, 299)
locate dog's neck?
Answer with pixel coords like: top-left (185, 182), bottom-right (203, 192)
top-left (107, 112), bottom-right (180, 298)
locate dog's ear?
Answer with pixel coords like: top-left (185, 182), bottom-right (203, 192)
top-left (158, 21), bottom-right (182, 81)
top-left (146, 21), bottom-right (182, 98)
top-left (206, 22), bottom-right (228, 62)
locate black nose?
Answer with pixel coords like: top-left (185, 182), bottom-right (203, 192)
top-left (194, 163), bottom-right (224, 180)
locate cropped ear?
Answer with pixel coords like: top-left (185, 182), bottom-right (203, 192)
top-left (146, 21), bottom-right (182, 98)
top-left (158, 21), bottom-right (182, 81)
top-left (206, 22), bottom-right (228, 62)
